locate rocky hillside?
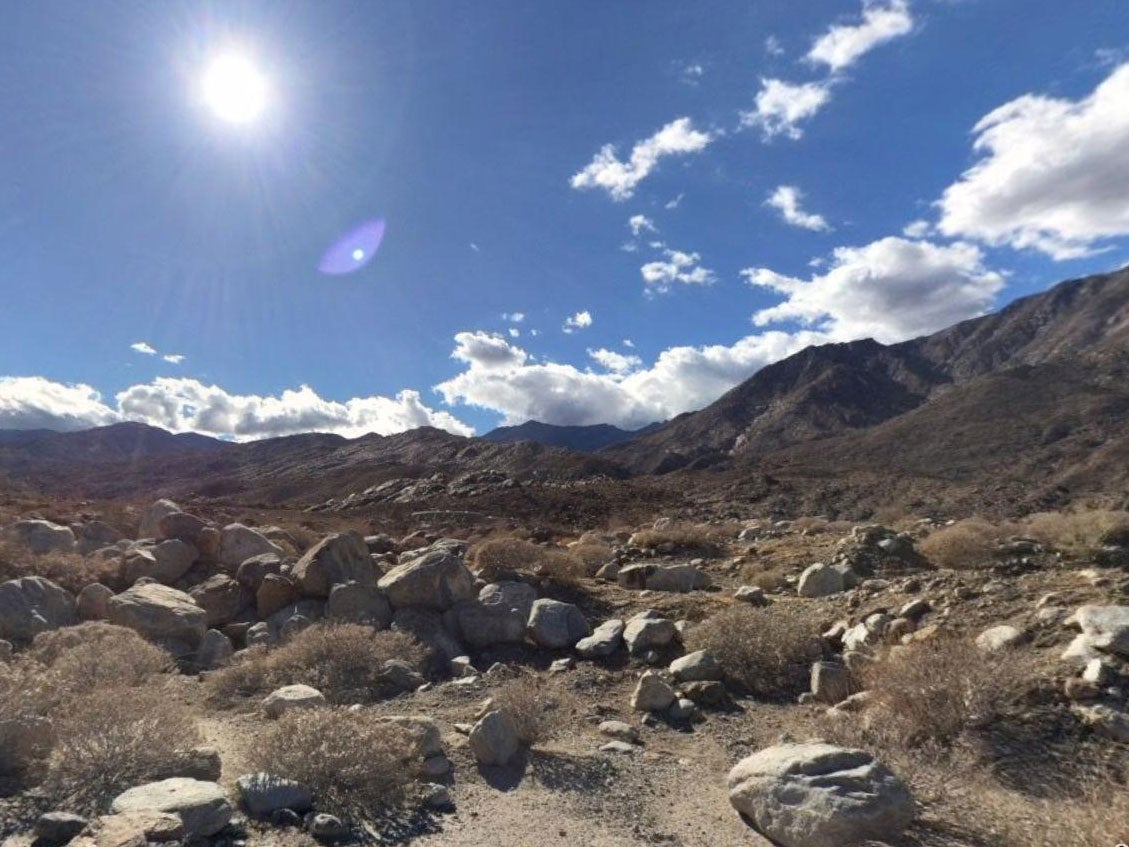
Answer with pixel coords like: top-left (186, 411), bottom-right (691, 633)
top-left (483, 421), bottom-right (661, 452)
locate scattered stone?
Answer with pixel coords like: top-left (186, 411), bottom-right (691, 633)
top-left (1064, 605), bottom-right (1129, 660)
top-left (734, 585), bottom-right (768, 605)
top-left (668, 698), bottom-right (698, 721)
top-left (110, 778), bottom-right (232, 839)
top-left (599, 720), bottom-right (639, 744)
top-left (527, 599), bottom-right (589, 649)
top-left (976, 624), bottom-right (1028, 652)
top-left (262, 684), bottom-right (326, 719)
top-left (6, 519), bottom-right (77, 554)
top-left (0, 576), bottom-right (76, 642)
top-left (810, 660), bottom-right (852, 705)
top-left (670, 650), bottom-right (722, 682)
top-left (623, 612), bottom-right (677, 656)
top-left (899, 598), bottom-right (931, 620)
top-left (421, 783), bottom-right (454, 812)
top-left (797, 562), bottom-right (844, 598)
top-left (236, 773), bottom-right (313, 818)
top-left (469, 709), bottom-right (521, 766)
top-left (307, 812), bottom-right (349, 841)
top-left (157, 747), bottom-right (223, 783)
top-left (108, 582), bottom-right (207, 646)
top-left (631, 670), bottom-right (676, 712)
top-left (600, 741), bottom-right (637, 755)
top-left (35, 811), bottom-right (88, 845)
top-left (681, 680), bottom-right (733, 709)
top-left (550, 657), bottom-right (575, 673)
top-left (575, 618), bottom-right (625, 658)
top-left (727, 742), bottom-right (914, 847)
top-left (617, 563), bottom-right (710, 593)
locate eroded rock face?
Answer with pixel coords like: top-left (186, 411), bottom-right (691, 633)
top-left (797, 563), bottom-right (844, 598)
top-left (378, 550), bottom-right (475, 610)
top-left (110, 778), bottom-right (232, 839)
top-left (727, 742), bottom-right (914, 847)
top-left (0, 577), bottom-right (76, 643)
top-left (293, 532), bottom-right (375, 598)
top-left (326, 582), bottom-right (392, 628)
top-left (107, 583), bottom-right (207, 646)
top-left (218, 524), bottom-right (284, 571)
top-left (469, 709), bottom-right (520, 766)
top-left (527, 599), bottom-right (589, 649)
top-left (5, 520), bottom-right (77, 555)
top-left (576, 618), bottom-right (625, 658)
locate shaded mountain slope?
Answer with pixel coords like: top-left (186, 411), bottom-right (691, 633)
top-left (483, 420), bottom-right (661, 452)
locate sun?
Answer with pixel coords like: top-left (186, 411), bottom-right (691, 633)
top-left (200, 52), bottom-right (268, 124)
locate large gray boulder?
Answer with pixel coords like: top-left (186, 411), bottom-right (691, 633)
top-left (797, 563), bottom-right (844, 598)
top-left (77, 582), bottom-right (114, 621)
top-left (262, 684), bottom-right (326, 719)
top-left (235, 773), bottom-right (313, 818)
top-left (326, 582), bottom-right (392, 627)
top-left (623, 611), bottom-right (677, 656)
top-left (631, 671), bottom-right (676, 712)
top-left (446, 582), bottom-right (535, 648)
top-left (0, 576), bottom-right (76, 642)
top-left (527, 599), bottom-right (589, 649)
top-left (110, 778), bottom-right (232, 839)
top-left (5, 520), bottom-right (76, 555)
top-left (75, 520), bottom-right (124, 555)
top-left (189, 575), bottom-right (245, 627)
top-left (727, 742), bottom-right (914, 847)
top-left (617, 563), bottom-right (710, 593)
top-left (156, 512), bottom-right (209, 546)
top-left (378, 550), bottom-right (475, 610)
top-left (670, 650), bottom-right (722, 682)
top-left (139, 499), bottom-right (182, 540)
top-left (293, 531), bottom-right (375, 598)
top-left (468, 710), bottom-right (520, 766)
top-left (1064, 605), bottom-right (1129, 660)
top-left (576, 618), bottom-right (625, 658)
top-left (196, 629), bottom-right (235, 670)
top-left (391, 607), bottom-right (463, 663)
top-left (151, 539), bottom-right (199, 584)
top-left (218, 524), bottom-right (284, 571)
top-left (107, 583), bottom-right (207, 646)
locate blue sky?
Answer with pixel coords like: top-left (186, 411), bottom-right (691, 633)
top-left (2, 1), bottom-right (1128, 438)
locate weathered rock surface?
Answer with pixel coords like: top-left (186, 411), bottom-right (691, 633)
top-left (236, 773), bottom-right (313, 818)
top-left (527, 598), bottom-right (589, 649)
top-left (378, 550), bottom-right (476, 610)
top-left (576, 618), bottom-right (625, 658)
top-left (326, 582), bottom-right (392, 627)
top-left (293, 531), bottom-right (375, 597)
top-left (469, 709), bottom-right (520, 766)
top-left (262, 684), bottom-right (326, 718)
top-left (218, 524), bottom-right (284, 571)
top-left (107, 583), bottom-right (207, 646)
top-left (0, 576), bottom-right (76, 642)
top-left (110, 778), bottom-right (232, 839)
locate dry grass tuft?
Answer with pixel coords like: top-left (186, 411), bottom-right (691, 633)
top-left (492, 675), bottom-right (556, 746)
top-left (28, 622), bottom-right (174, 693)
top-left (630, 523), bottom-right (723, 557)
top-left (1021, 508), bottom-right (1129, 556)
top-left (566, 542), bottom-right (614, 576)
top-left (0, 540), bottom-right (118, 594)
top-left (918, 518), bottom-right (1005, 569)
top-left (206, 623), bottom-right (428, 706)
top-left (253, 707), bottom-right (414, 820)
top-left (686, 604), bottom-right (821, 697)
top-left (472, 537), bottom-right (587, 584)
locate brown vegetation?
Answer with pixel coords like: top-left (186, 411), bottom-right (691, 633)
top-left (492, 674), bottom-right (556, 746)
top-left (0, 540), bottom-right (118, 594)
top-left (472, 537), bottom-right (587, 584)
top-left (917, 518), bottom-right (1004, 569)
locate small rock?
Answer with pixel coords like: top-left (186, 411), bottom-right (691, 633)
top-left (468, 709), bottom-right (521, 766)
top-left (262, 684), bottom-right (326, 719)
top-left (35, 812), bottom-right (88, 845)
top-left (236, 773), bottom-right (313, 818)
top-left (631, 671), bottom-right (676, 712)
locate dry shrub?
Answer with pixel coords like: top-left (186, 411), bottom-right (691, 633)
top-left (857, 637), bottom-right (1035, 748)
top-left (253, 707), bottom-right (413, 820)
top-left (0, 540), bottom-right (117, 594)
top-left (44, 685), bottom-right (201, 814)
top-left (631, 523), bottom-right (722, 556)
top-left (740, 561), bottom-right (790, 592)
top-left (493, 675), bottom-right (555, 745)
top-left (1021, 508), bottom-right (1129, 556)
top-left (986, 781), bottom-right (1129, 847)
top-left (0, 661), bottom-right (53, 779)
top-left (28, 622), bottom-right (173, 694)
top-left (567, 542), bottom-right (613, 575)
top-left (472, 538), bottom-right (586, 584)
top-left (686, 604), bottom-right (821, 697)
top-left (918, 518), bottom-right (1004, 569)
top-left (206, 624), bottom-right (428, 705)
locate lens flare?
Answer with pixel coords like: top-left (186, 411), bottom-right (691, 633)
top-left (318, 219), bottom-right (386, 275)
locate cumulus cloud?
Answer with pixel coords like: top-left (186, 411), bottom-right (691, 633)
top-left (588, 348), bottom-right (643, 374)
top-left (435, 330), bottom-right (826, 429)
top-left (451, 331), bottom-right (528, 369)
top-left (0, 375), bottom-right (473, 439)
top-left (508, 328), bottom-right (521, 338)
top-left (571, 118), bottom-right (714, 201)
top-left (162, 354), bottom-right (185, 365)
top-left (130, 342), bottom-right (157, 356)
top-left (740, 78), bottom-right (832, 141)
top-left (902, 219), bottom-right (932, 238)
top-left (937, 62), bottom-right (1129, 259)
top-left (562, 311), bottom-right (593, 333)
top-left (766, 185), bottom-right (831, 231)
top-left (743, 236), bottom-right (1005, 344)
top-left (641, 248), bottom-right (716, 293)
top-left (807, 0), bottom-right (914, 73)
top-left (629, 214), bottom-right (658, 236)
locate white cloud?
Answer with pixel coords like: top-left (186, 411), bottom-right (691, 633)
top-left (435, 330), bottom-right (826, 429)
top-left (766, 185), bottom-right (831, 231)
top-left (765, 35), bottom-right (785, 57)
top-left (623, 338), bottom-right (635, 348)
top-left (562, 311), bottom-right (593, 333)
top-left (629, 214), bottom-right (658, 236)
top-left (571, 118), bottom-right (715, 201)
top-left (902, 219), bottom-right (932, 238)
top-left (740, 78), bottom-right (832, 141)
top-left (0, 376), bottom-right (473, 439)
top-left (937, 62), bottom-right (1129, 259)
top-left (664, 193), bottom-right (684, 210)
top-left (162, 354), bottom-right (185, 365)
top-left (130, 341), bottom-right (157, 356)
top-left (588, 348), bottom-right (643, 374)
top-left (743, 236), bottom-right (1005, 344)
top-left (451, 331), bottom-right (528, 369)
top-left (470, 242), bottom-right (480, 252)
top-left (641, 248), bottom-right (716, 293)
top-left (508, 327), bottom-right (521, 338)
top-left (502, 312), bottom-right (525, 323)
top-left (807, 0), bottom-right (914, 73)
top-left (681, 63), bottom-right (705, 84)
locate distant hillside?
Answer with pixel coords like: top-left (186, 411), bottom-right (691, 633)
top-left (483, 420), bottom-right (661, 452)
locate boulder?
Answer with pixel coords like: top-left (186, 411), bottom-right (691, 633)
top-left (727, 742), bottom-right (914, 847)
top-left (326, 582), bottom-right (392, 628)
top-left (527, 599), bottom-right (589, 649)
top-left (576, 618), bottom-right (625, 658)
top-left (110, 778), bottom-right (232, 839)
top-left (77, 582), bottom-right (113, 621)
top-left (138, 500), bottom-right (182, 540)
top-left (75, 521), bottom-right (124, 555)
top-left (377, 716), bottom-right (444, 760)
top-left (468, 709), bottom-right (520, 766)
top-left (447, 581), bottom-right (537, 648)
top-left (257, 574), bottom-right (298, 619)
top-left (293, 531), bottom-right (375, 597)
top-left (236, 553), bottom-right (284, 591)
top-left (623, 611), bottom-right (677, 656)
top-left (1065, 605), bottom-right (1129, 659)
top-left (236, 773), bottom-right (313, 818)
top-left (35, 811), bottom-right (88, 845)
top-left (810, 661), bottom-right (851, 705)
top-left (0, 576), bottom-right (76, 642)
top-left (617, 563), bottom-right (710, 593)
top-left (378, 550), bottom-right (475, 610)
top-left (156, 512), bottom-right (209, 546)
top-left (391, 606), bottom-right (464, 662)
top-left (218, 524), bottom-right (284, 571)
top-left (734, 586), bottom-right (769, 605)
top-left (151, 539), bottom-right (198, 584)
top-left (262, 684), bottom-right (326, 718)
top-left (107, 583), bottom-right (207, 646)
top-left (599, 720), bottom-right (639, 744)
top-left (189, 575), bottom-right (245, 627)
top-left (670, 650), bottom-right (722, 682)
top-left (797, 563), bottom-right (844, 598)
top-left (976, 624), bottom-right (1028, 652)
top-left (6, 519), bottom-right (77, 554)
top-left (196, 629), bottom-right (234, 670)
top-left (631, 670), bottom-right (676, 712)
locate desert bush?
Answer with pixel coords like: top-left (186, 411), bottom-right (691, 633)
top-left (0, 661), bottom-right (54, 780)
top-left (0, 540), bottom-right (117, 594)
top-left (472, 537), bottom-right (587, 584)
top-left (856, 637), bottom-right (1035, 748)
top-left (740, 561), bottom-right (790, 592)
top-left (567, 542), bottom-right (613, 575)
top-left (253, 707), bottom-right (413, 820)
top-left (28, 622), bottom-right (173, 694)
top-left (630, 523), bottom-right (722, 556)
top-left (686, 604), bottom-right (821, 697)
top-left (987, 781), bottom-right (1129, 847)
top-left (1021, 508), bottom-right (1129, 556)
top-left (44, 685), bottom-right (201, 813)
top-left (206, 624), bottom-right (428, 705)
top-left (918, 518), bottom-right (1004, 569)
top-left (493, 675), bottom-right (555, 745)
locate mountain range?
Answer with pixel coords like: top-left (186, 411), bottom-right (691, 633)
top-left (2, 266), bottom-right (1128, 519)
